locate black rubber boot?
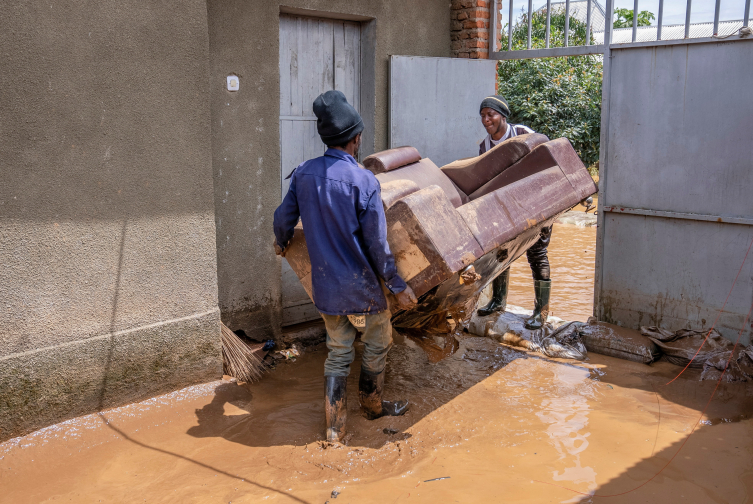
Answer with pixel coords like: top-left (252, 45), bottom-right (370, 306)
top-left (477, 268), bottom-right (510, 316)
top-left (324, 376), bottom-right (347, 442)
top-left (358, 368), bottom-right (409, 420)
top-left (524, 279), bottom-right (552, 330)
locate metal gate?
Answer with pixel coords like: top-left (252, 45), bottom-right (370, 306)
top-left (492, 0), bottom-right (753, 343)
top-left (279, 14), bottom-right (361, 326)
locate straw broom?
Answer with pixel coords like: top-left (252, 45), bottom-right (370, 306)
top-left (221, 322), bottom-right (266, 383)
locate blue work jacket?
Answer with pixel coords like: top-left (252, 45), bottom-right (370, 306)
top-left (273, 149), bottom-right (407, 315)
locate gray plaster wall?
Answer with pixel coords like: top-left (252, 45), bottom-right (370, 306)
top-left (207, 0), bottom-right (451, 339)
top-left (0, 1), bottom-right (221, 441)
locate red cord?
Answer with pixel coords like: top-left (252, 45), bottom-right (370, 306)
top-left (533, 232), bottom-right (753, 498)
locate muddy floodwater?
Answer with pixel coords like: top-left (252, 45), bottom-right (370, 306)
top-left (2, 219), bottom-right (753, 503)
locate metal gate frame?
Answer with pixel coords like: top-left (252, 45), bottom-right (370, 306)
top-left (490, 0), bottom-right (753, 337)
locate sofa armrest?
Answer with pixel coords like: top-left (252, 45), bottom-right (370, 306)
top-left (385, 185), bottom-right (483, 297)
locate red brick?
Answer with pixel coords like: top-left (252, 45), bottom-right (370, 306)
top-left (456, 11), bottom-right (468, 20)
top-left (451, 20), bottom-right (463, 31)
top-left (466, 39), bottom-right (489, 49)
top-left (463, 20), bottom-right (488, 29)
top-left (466, 8), bottom-right (490, 19)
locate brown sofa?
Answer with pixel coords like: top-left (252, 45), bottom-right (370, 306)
top-left (284, 135), bottom-right (597, 330)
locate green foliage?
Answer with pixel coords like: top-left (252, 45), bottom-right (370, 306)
top-left (498, 10), bottom-right (603, 167)
top-left (613, 8), bottom-right (656, 28)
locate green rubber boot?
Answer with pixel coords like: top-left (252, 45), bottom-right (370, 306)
top-left (477, 268), bottom-right (510, 316)
top-left (524, 279), bottom-right (552, 330)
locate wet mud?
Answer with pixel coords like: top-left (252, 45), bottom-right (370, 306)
top-left (3, 220), bottom-right (753, 503)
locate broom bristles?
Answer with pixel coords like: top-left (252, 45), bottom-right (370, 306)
top-left (221, 322), bottom-right (266, 383)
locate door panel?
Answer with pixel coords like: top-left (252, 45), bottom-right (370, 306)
top-left (279, 14), bottom-right (361, 326)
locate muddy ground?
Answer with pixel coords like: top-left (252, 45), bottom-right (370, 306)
top-left (2, 220), bottom-right (752, 503)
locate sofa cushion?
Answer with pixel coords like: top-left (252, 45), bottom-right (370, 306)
top-left (468, 137), bottom-right (595, 201)
top-left (380, 179), bottom-right (421, 210)
top-left (375, 158), bottom-right (465, 209)
top-left (440, 133), bottom-right (549, 195)
top-left (458, 165), bottom-right (585, 253)
top-left (363, 146), bottom-right (422, 174)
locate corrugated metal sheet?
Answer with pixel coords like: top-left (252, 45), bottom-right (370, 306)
top-left (594, 20), bottom-right (746, 44)
top-left (544, 0), bottom-right (607, 31)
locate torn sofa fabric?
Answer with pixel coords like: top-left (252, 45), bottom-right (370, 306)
top-left (273, 148), bottom-right (407, 315)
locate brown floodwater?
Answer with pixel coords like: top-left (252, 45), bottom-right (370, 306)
top-left (2, 217), bottom-right (753, 504)
top-left (507, 220), bottom-right (597, 323)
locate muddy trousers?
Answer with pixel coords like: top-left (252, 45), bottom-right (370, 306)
top-left (525, 225), bottom-right (552, 281)
top-left (320, 310), bottom-right (393, 377)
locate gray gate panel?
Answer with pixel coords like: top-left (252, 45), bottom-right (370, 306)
top-left (597, 38), bottom-right (753, 344)
top-left (605, 41), bottom-right (753, 218)
top-left (389, 56), bottom-right (498, 168)
top-left (600, 213), bottom-right (753, 345)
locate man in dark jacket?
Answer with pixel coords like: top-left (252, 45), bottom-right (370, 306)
top-left (274, 90), bottom-right (417, 443)
top-left (475, 95), bottom-right (552, 330)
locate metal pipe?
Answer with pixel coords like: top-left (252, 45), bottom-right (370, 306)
top-left (586, 0), bottom-right (592, 45)
top-left (564, 0), bottom-right (570, 47)
top-left (527, 0), bottom-right (533, 49)
top-left (713, 0), bottom-right (721, 34)
top-left (632, 0), bottom-right (639, 42)
top-left (744, 0), bottom-right (751, 27)
top-left (657, 0), bottom-right (664, 40)
top-left (508, 0), bottom-right (513, 51)
top-left (491, 0), bottom-right (499, 52)
top-left (545, 0), bottom-right (552, 48)
top-left (684, 0), bottom-right (692, 38)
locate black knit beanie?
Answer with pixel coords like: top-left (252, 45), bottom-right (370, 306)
top-left (313, 90), bottom-right (364, 146)
top-left (479, 95), bottom-right (510, 118)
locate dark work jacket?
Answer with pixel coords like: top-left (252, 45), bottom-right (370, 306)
top-left (273, 149), bottom-right (407, 315)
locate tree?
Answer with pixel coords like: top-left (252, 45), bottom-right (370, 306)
top-left (613, 8), bottom-right (656, 28)
top-left (498, 10), bottom-right (602, 168)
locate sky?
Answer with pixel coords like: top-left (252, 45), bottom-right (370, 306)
top-left (501, 0), bottom-right (750, 28)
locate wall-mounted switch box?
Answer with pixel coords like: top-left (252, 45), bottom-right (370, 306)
top-left (227, 75), bottom-right (239, 91)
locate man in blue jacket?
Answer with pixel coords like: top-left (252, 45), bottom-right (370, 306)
top-left (274, 90), bottom-right (417, 443)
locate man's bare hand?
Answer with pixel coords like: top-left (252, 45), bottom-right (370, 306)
top-left (395, 285), bottom-right (418, 310)
top-left (274, 239), bottom-right (287, 257)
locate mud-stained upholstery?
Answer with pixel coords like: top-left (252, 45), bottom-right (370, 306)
top-left (363, 146), bottom-right (422, 174)
top-left (383, 185), bottom-right (483, 298)
top-left (468, 137), bottom-right (592, 201)
top-left (458, 167), bottom-right (586, 253)
top-left (375, 158), bottom-right (465, 209)
top-left (440, 133), bottom-right (549, 195)
top-left (380, 179), bottom-right (421, 210)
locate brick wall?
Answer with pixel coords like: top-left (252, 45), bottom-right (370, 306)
top-left (451, 0), bottom-right (502, 58)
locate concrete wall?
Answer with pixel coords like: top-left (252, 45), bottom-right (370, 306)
top-left (0, 1), bottom-right (221, 441)
top-left (595, 38), bottom-right (753, 344)
top-left (207, 0), bottom-right (451, 339)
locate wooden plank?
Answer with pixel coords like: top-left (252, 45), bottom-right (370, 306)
top-left (279, 15), bottom-right (293, 116)
top-left (290, 16), bottom-right (302, 116)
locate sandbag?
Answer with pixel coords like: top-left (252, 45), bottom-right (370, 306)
top-left (641, 326), bottom-right (734, 368)
top-left (578, 322), bottom-right (659, 364)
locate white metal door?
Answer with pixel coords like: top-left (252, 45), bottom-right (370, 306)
top-left (279, 14), bottom-right (361, 326)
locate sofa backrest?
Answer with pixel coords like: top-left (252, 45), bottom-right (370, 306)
top-left (468, 137), bottom-right (592, 201)
top-left (440, 133), bottom-right (549, 195)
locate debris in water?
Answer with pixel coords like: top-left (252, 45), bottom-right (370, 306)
top-left (468, 309), bottom-right (587, 360)
top-left (424, 476), bottom-right (450, 482)
top-left (383, 428), bottom-right (398, 435)
top-left (330, 489), bottom-right (340, 498)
